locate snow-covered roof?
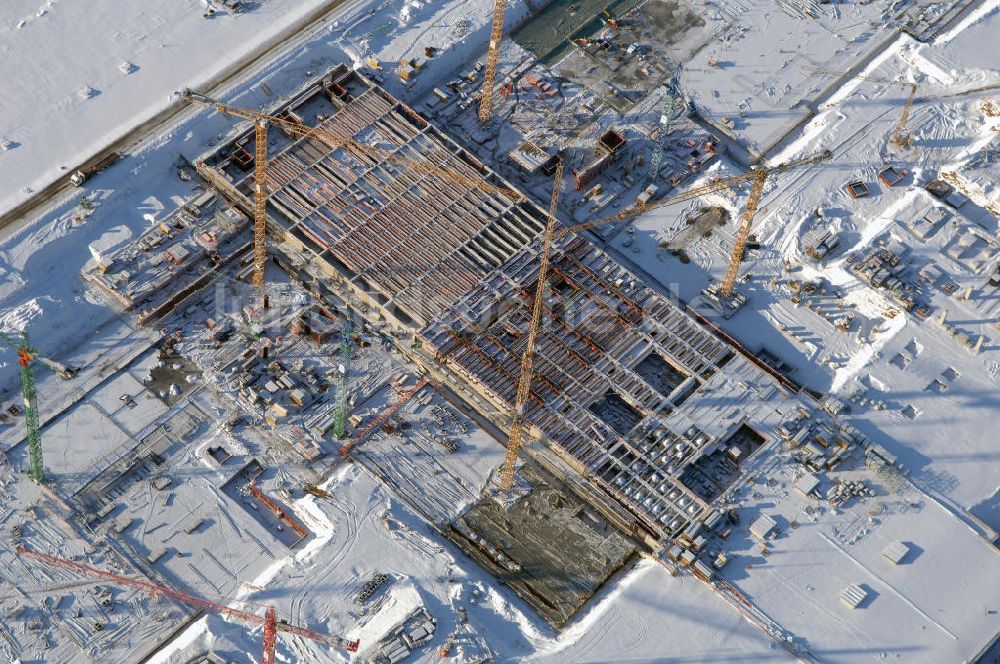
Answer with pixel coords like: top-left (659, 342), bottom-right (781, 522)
top-left (881, 541), bottom-right (910, 565)
top-left (839, 583), bottom-right (869, 609)
top-left (749, 514), bottom-right (776, 540)
top-left (793, 472), bottom-right (820, 496)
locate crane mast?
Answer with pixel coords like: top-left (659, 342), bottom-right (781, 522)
top-left (803, 66), bottom-right (917, 148)
top-left (332, 320), bottom-right (353, 440)
top-left (253, 119), bottom-right (268, 302)
top-left (648, 86), bottom-right (675, 176)
top-left (0, 331), bottom-right (79, 484)
top-left (893, 83), bottom-right (918, 148)
top-left (478, 0), bottom-right (508, 122)
top-left (498, 159), bottom-right (564, 492)
top-left (720, 169), bottom-right (768, 297)
top-left (19, 344), bottom-right (42, 484)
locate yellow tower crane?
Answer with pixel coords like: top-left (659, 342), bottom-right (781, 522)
top-left (180, 90), bottom-right (526, 306)
top-left (804, 65), bottom-right (918, 148)
top-left (479, 0), bottom-right (509, 122)
top-left (495, 150), bottom-right (831, 491)
top-left (498, 158), bottom-right (564, 491)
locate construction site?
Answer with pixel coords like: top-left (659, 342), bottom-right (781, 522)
top-left (1, 0), bottom-right (1000, 662)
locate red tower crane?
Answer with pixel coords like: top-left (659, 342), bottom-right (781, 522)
top-left (340, 377), bottom-right (428, 458)
top-left (15, 545), bottom-right (359, 662)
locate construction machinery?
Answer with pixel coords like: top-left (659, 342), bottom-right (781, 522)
top-left (497, 159), bottom-right (565, 492)
top-left (340, 377), bottom-right (429, 458)
top-left (69, 151), bottom-right (120, 187)
top-left (478, 0), bottom-right (508, 122)
top-left (495, 150), bottom-right (831, 491)
top-left (0, 331), bottom-right (79, 484)
top-left (16, 545), bottom-right (359, 662)
top-left (332, 320), bottom-right (354, 440)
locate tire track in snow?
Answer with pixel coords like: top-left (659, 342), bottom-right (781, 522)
top-left (289, 490), bottom-right (359, 627)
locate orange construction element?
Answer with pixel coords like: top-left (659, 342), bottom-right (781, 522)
top-left (498, 160), bottom-right (564, 492)
top-left (340, 378), bottom-right (428, 458)
top-left (261, 607), bottom-right (278, 664)
top-left (248, 482), bottom-right (310, 541)
top-left (16, 545), bottom-right (359, 662)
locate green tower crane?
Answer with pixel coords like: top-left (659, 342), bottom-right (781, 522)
top-left (331, 321), bottom-right (353, 440)
top-left (648, 83), bottom-right (675, 177)
top-left (0, 331), bottom-right (79, 483)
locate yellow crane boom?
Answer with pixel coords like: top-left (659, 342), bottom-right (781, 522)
top-left (253, 120), bottom-right (268, 294)
top-left (479, 0), bottom-right (508, 123)
top-left (496, 150), bottom-right (831, 490)
top-left (721, 169), bottom-right (767, 297)
top-left (498, 159), bottom-right (564, 492)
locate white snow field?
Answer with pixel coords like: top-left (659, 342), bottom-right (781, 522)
top-left (0, 0), bottom-right (355, 216)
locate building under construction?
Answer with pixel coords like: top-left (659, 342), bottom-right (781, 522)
top-left (424, 234), bottom-right (793, 541)
top-left (197, 64), bottom-right (548, 327)
top-left (197, 65), bottom-right (829, 546)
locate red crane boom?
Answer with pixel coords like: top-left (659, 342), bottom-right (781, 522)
top-left (16, 545), bottom-right (359, 661)
top-left (340, 377), bottom-right (428, 458)
top-left (248, 483), bottom-right (310, 540)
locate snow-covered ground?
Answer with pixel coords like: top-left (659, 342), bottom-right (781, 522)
top-left (0, 0), bottom-right (352, 216)
top-left (148, 463), bottom-right (790, 663)
top-left (720, 455), bottom-right (1000, 664)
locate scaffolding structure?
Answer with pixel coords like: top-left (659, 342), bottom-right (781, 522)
top-left (193, 66), bottom-right (818, 542)
top-left (424, 237), bottom-right (732, 538)
top-left (199, 68), bottom-right (548, 326)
